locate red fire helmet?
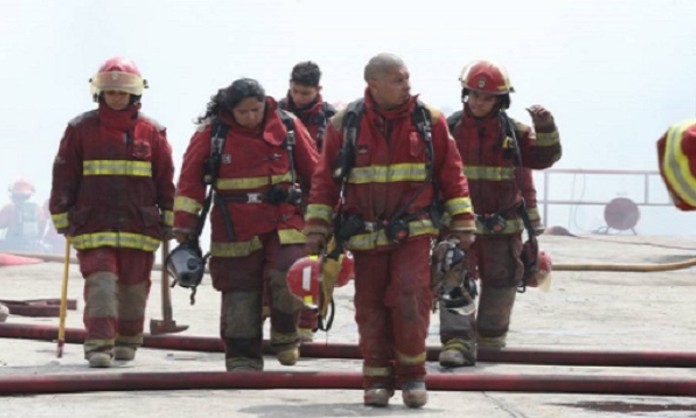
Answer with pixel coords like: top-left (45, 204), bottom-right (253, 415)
top-left (90, 56), bottom-right (148, 100)
top-left (335, 251), bottom-right (355, 288)
top-left (459, 60), bottom-right (514, 95)
top-left (286, 255), bottom-right (322, 309)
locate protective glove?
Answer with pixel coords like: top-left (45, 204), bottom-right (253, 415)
top-left (173, 231), bottom-right (194, 244)
top-left (447, 231), bottom-right (475, 250)
top-left (526, 105), bottom-right (556, 132)
top-left (306, 232), bottom-right (327, 255)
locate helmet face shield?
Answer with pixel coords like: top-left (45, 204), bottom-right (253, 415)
top-left (90, 71), bottom-right (146, 98)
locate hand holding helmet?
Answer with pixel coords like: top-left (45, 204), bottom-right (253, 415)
top-left (447, 231), bottom-right (475, 250)
top-left (305, 232), bottom-right (326, 255)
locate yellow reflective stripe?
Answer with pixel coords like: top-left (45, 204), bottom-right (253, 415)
top-left (445, 197), bottom-right (473, 216)
top-left (84, 339), bottom-right (115, 352)
top-left (535, 130), bottom-right (560, 147)
top-left (72, 232), bottom-right (160, 251)
top-left (278, 228), bottom-right (306, 244)
top-left (83, 160), bottom-right (152, 177)
top-left (210, 236), bottom-right (263, 257)
top-left (52, 212), bottom-right (69, 229)
top-left (395, 350), bottom-right (426, 365)
top-left (347, 219), bottom-right (437, 251)
top-left (305, 204), bottom-right (333, 224)
top-left (215, 172), bottom-right (293, 190)
top-left (348, 163), bottom-right (427, 184)
top-left (161, 210), bottom-right (173, 227)
top-left (526, 207), bottom-right (540, 222)
top-left (464, 165), bottom-right (515, 181)
top-left (664, 119), bottom-right (696, 206)
top-left (475, 217), bottom-right (524, 235)
top-left (174, 196), bottom-right (202, 215)
top-left (362, 365), bottom-right (392, 377)
top-left (115, 334), bottom-right (143, 346)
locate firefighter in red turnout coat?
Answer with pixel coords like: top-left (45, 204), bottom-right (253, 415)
top-left (49, 57), bottom-right (175, 368)
top-left (305, 53), bottom-right (476, 408)
top-left (438, 60), bottom-right (562, 368)
top-left (173, 78), bottom-right (319, 372)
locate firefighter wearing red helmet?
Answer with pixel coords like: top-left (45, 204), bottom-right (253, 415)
top-left (49, 56), bottom-right (175, 368)
top-left (0, 178), bottom-right (45, 252)
top-left (173, 78), bottom-right (319, 372)
top-left (438, 60), bottom-right (562, 368)
top-left (305, 53), bottom-right (476, 408)
top-left (657, 119), bottom-right (696, 210)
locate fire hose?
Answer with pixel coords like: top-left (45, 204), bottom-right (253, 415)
top-left (0, 370), bottom-right (694, 396)
top-left (1, 323), bottom-right (695, 368)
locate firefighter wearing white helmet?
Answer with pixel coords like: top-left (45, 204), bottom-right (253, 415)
top-left (437, 60), bottom-right (562, 368)
top-left (49, 56), bottom-right (175, 368)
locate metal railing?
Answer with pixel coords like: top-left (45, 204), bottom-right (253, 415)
top-left (540, 168), bottom-right (672, 225)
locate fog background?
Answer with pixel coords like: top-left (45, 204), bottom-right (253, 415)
top-left (2, 0), bottom-right (695, 236)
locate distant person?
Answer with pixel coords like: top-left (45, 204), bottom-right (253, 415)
top-left (49, 56), bottom-right (175, 368)
top-left (438, 60), bottom-right (562, 368)
top-left (278, 61), bottom-right (337, 342)
top-left (304, 53), bottom-right (476, 408)
top-left (172, 78), bottom-right (319, 372)
top-left (0, 178), bottom-right (45, 252)
top-left (278, 61), bottom-right (336, 152)
top-left (657, 119), bottom-right (696, 210)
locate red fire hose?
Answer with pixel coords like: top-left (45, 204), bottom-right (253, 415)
top-left (0, 370), bottom-right (694, 396)
top-left (2, 323), bottom-right (696, 368)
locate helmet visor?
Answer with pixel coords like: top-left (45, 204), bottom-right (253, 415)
top-left (90, 71), bottom-right (146, 97)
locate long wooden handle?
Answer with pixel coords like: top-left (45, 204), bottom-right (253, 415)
top-left (161, 239), bottom-right (173, 322)
top-left (57, 236), bottom-right (71, 358)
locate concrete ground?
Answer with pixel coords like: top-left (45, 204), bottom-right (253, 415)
top-left (1, 234), bottom-right (695, 418)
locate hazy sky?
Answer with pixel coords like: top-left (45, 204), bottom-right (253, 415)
top-left (2, 0), bottom-right (695, 234)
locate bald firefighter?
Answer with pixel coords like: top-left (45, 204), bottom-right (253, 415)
top-left (50, 57), bottom-right (175, 368)
top-left (305, 53), bottom-right (476, 408)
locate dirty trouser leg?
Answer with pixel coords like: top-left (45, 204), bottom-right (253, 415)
top-left (265, 235), bottom-right (304, 356)
top-left (353, 249), bottom-right (394, 391)
top-left (388, 237), bottom-right (432, 385)
top-left (78, 248), bottom-right (119, 357)
top-left (115, 248), bottom-right (154, 350)
top-left (210, 249), bottom-right (265, 371)
top-left (476, 235), bottom-right (523, 347)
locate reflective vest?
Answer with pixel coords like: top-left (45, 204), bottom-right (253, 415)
top-left (657, 119), bottom-right (696, 211)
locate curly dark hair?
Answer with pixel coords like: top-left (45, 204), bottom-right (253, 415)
top-left (290, 61), bottom-right (321, 87)
top-left (197, 78), bottom-right (266, 123)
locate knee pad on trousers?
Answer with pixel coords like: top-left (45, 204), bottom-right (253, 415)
top-left (85, 272), bottom-right (118, 318)
top-left (222, 291), bottom-right (262, 339)
top-left (117, 282), bottom-right (148, 321)
top-left (476, 286), bottom-right (516, 339)
top-left (439, 300), bottom-right (476, 343)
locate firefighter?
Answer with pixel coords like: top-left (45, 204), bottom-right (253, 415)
top-left (278, 61), bottom-right (336, 152)
top-left (49, 57), bottom-right (175, 368)
top-left (0, 178), bottom-right (44, 252)
top-left (657, 119), bottom-right (696, 211)
top-left (278, 61), bottom-right (337, 342)
top-left (305, 53), bottom-right (476, 408)
top-left (172, 78), bottom-right (319, 372)
top-left (438, 60), bottom-right (562, 368)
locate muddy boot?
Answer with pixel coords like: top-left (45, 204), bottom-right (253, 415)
top-left (439, 338), bottom-right (476, 368)
top-left (113, 346), bottom-right (136, 361)
top-left (401, 379), bottom-right (427, 408)
top-left (87, 351), bottom-right (112, 368)
top-left (276, 347), bottom-right (300, 366)
top-left (225, 357), bottom-right (263, 372)
top-left (364, 385), bottom-right (394, 407)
